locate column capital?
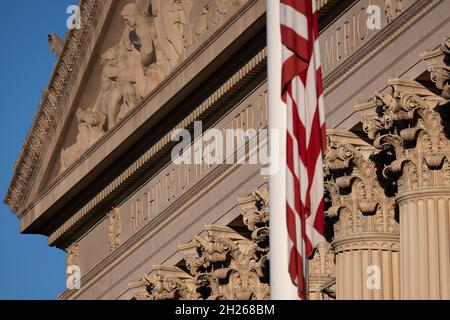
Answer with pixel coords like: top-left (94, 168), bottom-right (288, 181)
top-left (356, 79), bottom-right (450, 193)
top-left (325, 140), bottom-right (398, 244)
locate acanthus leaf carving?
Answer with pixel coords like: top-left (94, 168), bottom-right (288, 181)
top-left (130, 184), bottom-right (269, 300)
top-left (324, 139), bottom-right (399, 241)
top-left (421, 37), bottom-right (450, 99)
top-left (358, 78), bottom-right (450, 192)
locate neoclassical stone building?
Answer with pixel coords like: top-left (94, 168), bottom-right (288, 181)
top-left (4, 0), bottom-right (450, 300)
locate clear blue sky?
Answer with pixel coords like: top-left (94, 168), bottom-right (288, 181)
top-left (0, 1), bottom-right (75, 300)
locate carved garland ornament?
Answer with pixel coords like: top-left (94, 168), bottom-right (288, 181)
top-left (129, 184), bottom-right (269, 300)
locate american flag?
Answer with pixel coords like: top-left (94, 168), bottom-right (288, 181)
top-left (280, 0), bottom-right (326, 299)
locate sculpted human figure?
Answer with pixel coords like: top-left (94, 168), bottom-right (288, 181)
top-left (95, 47), bottom-right (123, 130)
top-left (121, 3), bottom-right (157, 68)
top-left (192, 0), bottom-right (247, 42)
top-left (151, 0), bottom-right (193, 71)
top-left (116, 35), bottom-right (141, 120)
top-left (396, 0), bottom-right (404, 13)
top-left (120, 3), bottom-right (165, 98)
top-left (60, 109), bottom-right (106, 172)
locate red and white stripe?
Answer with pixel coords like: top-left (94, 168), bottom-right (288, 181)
top-left (280, 0), bottom-right (326, 300)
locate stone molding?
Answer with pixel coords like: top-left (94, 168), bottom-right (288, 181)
top-left (48, 47), bottom-right (267, 247)
top-left (5, 0), bottom-right (103, 213)
top-left (323, 0), bottom-right (442, 95)
top-left (354, 45), bottom-right (450, 299)
top-left (421, 38), bottom-right (450, 99)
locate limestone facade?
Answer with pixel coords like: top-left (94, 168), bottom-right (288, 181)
top-left (4, 0), bottom-right (450, 300)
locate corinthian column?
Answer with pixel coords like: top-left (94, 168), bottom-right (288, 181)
top-left (324, 131), bottom-right (400, 300)
top-left (308, 241), bottom-right (336, 300)
top-left (357, 78), bottom-right (450, 299)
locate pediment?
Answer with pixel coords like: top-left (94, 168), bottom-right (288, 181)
top-left (5, 0), bottom-right (252, 216)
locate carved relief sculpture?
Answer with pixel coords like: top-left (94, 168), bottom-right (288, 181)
top-left (120, 3), bottom-right (165, 99)
top-left (60, 108), bottom-right (106, 172)
top-left (384, 0), bottom-right (404, 23)
top-left (108, 208), bottom-right (122, 251)
top-left (153, 0), bottom-right (193, 70)
top-left (6, 0), bottom-right (254, 213)
top-left (308, 241), bottom-right (336, 300)
top-left (66, 243), bottom-right (79, 269)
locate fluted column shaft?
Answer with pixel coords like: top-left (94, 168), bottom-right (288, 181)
top-left (398, 191), bottom-right (450, 299)
top-left (334, 236), bottom-right (400, 300)
top-left (324, 138), bottom-right (400, 300)
top-left (356, 77), bottom-right (450, 300)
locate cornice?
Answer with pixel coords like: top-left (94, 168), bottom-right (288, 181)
top-left (323, 0), bottom-right (443, 96)
top-left (6, 0), bottom-right (362, 217)
top-left (14, 0), bottom-right (266, 230)
top-left (4, 0), bottom-right (104, 214)
top-left (59, 152), bottom-right (266, 300)
top-left (48, 47), bottom-right (267, 247)
top-left (332, 233), bottom-right (400, 253)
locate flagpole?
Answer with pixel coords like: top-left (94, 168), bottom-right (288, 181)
top-left (267, 0), bottom-right (299, 300)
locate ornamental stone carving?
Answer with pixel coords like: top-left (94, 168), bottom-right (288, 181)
top-left (324, 131), bottom-right (400, 299)
top-left (129, 184), bottom-right (269, 300)
top-left (421, 38), bottom-right (450, 99)
top-left (308, 241), bottom-right (336, 300)
top-left (356, 76), bottom-right (450, 299)
top-left (384, 0), bottom-right (404, 23)
top-left (66, 243), bottom-right (79, 269)
top-left (60, 108), bottom-right (106, 172)
top-left (63, 0), bottom-right (251, 159)
top-left (108, 208), bottom-right (121, 251)
top-left (48, 33), bottom-right (64, 58)
top-left (358, 79), bottom-right (449, 193)
top-left (325, 140), bottom-right (399, 243)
